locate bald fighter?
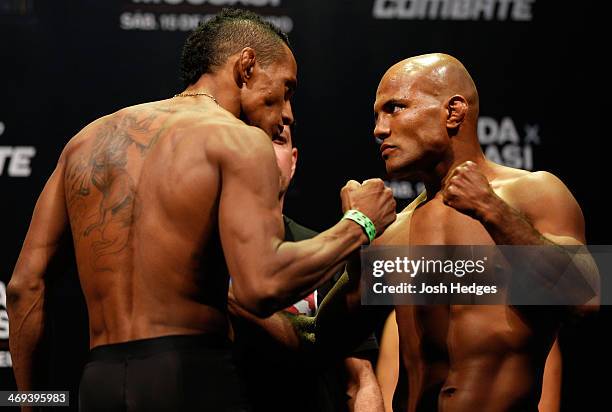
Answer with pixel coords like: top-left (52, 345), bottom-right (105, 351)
top-left (299, 53), bottom-right (596, 412)
top-left (6, 9), bottom-right (395, 411)
top-left (367, 53), bottom-right (597, 412)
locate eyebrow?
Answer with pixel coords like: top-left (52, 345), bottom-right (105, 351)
top-left (386, 98), bottom-right (409, 111)
top-left (286, 78), bottom-right (297, 93)
top-left (375, 97), bottom-right (401, 112)
top-left (374, 97), bottom-right (410, 122)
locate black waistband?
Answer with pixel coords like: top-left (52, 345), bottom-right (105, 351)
top-left (88, 334), bottom-right (231, 362)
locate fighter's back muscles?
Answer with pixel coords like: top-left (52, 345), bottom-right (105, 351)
top-left (62, 102), bottom-right (377, 343)
top-left (7, 103), bottom-right (242, 389)
top-left (7, 100), bottom-right (396, 391)
top-left (65, 104), bottom-right (239, 347)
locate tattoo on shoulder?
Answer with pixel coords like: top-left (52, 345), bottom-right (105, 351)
top-left (65, 110), bottom-right (165, 272)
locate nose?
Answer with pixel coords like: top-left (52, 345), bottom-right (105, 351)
top-left (282, 100), bottom-right (294, 127)
top-left (374, 116), bottom-right (390, 143)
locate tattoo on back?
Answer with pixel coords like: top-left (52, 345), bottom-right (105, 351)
top-left (65, 111), bottom-right (164, 272)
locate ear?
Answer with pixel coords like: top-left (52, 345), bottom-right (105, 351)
top-left (234, 47), bottom-right (256, 88)
top-left (289, 147), bottom-right (298, 180)
top-left (446, 95), bottom-right (468, 129)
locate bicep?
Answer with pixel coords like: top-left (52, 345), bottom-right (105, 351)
top-left (13, 158), bottom-right (69, 284)
top-left (520, 172), bottom-right (585, 245)
top-left (517, 174), bottom-right (599, 306)
top-left (217, 129), bottom-right (284, 293)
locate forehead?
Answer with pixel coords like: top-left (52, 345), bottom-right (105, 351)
top-left (272, 45), bottom-right (298, 79)
top-left (378, 70), bottom-right (411, 94)
top-left (374, 69), bottom-right (417, 108)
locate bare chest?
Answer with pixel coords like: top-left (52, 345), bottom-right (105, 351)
top-left (382, 198), bottom-right (494, 246)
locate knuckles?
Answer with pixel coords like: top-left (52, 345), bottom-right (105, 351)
top-left (363, 178), bottom-right (385, 190)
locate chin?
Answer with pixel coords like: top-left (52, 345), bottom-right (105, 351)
top-left (385, 159), bottom-right (420, 181)
top-left (258, 125), bottom-right (275, 138)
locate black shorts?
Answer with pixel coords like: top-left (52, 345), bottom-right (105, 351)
top-left (79, 334), bottom-right (252, 412)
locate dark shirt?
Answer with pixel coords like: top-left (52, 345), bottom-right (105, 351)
top-left (232, 216), bottom-right (378, 412)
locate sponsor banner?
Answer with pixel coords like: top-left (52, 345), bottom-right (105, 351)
top-left (478, 116), bottom-right (540, 171)
top-left (120, 0), bottom-right (293, 32)
top-left (385, 180), bottom-right (424, 201)
top-left (361, 245), bottom-right (604, 305)
top-left (0, 121), bottom-right (36, 178)
top-left (0, 281), bottom-right (11, 369)
top-left (372, 0), bottom-right (535, 21)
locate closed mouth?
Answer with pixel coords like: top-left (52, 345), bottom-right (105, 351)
top-left (380, 143), bottom-right (396, 156)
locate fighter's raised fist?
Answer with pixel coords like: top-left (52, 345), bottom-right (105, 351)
top-left (341, 178), bottom-right (396, 238)
top-left (442, 161), bottom-right (498, 220)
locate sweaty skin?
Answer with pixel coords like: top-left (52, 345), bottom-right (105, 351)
top-left (65, 101), bottom-right (255, 345)
top-left (370, 53), bottom-right (596, 412)
top-left (227, 53), bottom-right (595, 411)
top-left (197, 53), bottom-right (593, 411)
top-left (6, 44), bottom-right (396, 394)
top-left (376, 310), bottom-right (563, 412)
top-left (238, 54), bottom-right (595, 412)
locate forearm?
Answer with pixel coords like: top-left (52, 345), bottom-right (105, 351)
top-left (241, 219), bottom-right (368, 316)
top-left (479, 195), bottom-right (552, 246)
top-left (229, 271), bottom-right (377, 357)
top-left (376, 311), bottom-right (399, 412)
top-left (345, 357), bottom-right (385, 412)
top-left (6, 280), bottom-right (46, 391)
top-left (228, 295), bottom-right (314, 351)
top-left (539, 338), bottom-right (562, 412)
top-left (274, 219), bottom-right (367, 299)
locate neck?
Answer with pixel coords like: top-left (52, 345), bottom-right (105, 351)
top-left (423, 135), bottom-right (487, 196)
top-left (182, 71), bottom-right (241, 117)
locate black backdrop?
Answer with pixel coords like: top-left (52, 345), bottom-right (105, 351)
top-left (0, 1), bottom-right (608, 410)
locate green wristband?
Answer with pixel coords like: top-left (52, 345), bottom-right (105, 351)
top-left (343, 209), bottom-right (376, 244)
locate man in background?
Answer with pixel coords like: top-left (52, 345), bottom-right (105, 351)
top-left (231, 124), bottom-right (385, 412)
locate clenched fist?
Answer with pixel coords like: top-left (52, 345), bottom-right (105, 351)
top-left (442, 161), bottom-right (499, 220)
top-left (340, 178), bottom-right (396, 238)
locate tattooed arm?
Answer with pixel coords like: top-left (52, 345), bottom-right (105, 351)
top-left (7, 148), bottom-right (70, 394)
